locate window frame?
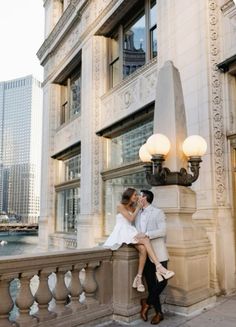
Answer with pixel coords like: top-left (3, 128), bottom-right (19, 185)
top-left (59, 65), bottom-right (81, 126)
top-left (108, 0), bottom-right (157, 88)
top-left (53, 144), bottom-right (81, 234)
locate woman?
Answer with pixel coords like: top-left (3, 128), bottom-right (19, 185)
top-left (104, 188), bottom-right (174, 292)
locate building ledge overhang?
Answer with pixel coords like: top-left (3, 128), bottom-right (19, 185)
top-left (96, 103), bottom-right (154, 138)
top-left (51, 141), bottom-right (81, 160)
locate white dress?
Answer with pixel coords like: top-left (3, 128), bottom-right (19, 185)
top-left (103, 213), bottom-right (138, 250)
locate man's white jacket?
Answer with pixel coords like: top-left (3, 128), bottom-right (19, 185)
top-left (135, 205), bottom-right (169, 262)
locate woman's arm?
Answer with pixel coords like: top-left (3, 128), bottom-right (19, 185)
top-left (117, 203), bottom-right (141, 222)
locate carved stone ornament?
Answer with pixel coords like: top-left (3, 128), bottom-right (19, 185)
top-left (208, 0), bottom-right (226, 205)
top-left (38, 0), bottom-right (117, 83)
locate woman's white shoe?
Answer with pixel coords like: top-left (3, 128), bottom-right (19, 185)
top-left (156, 265), bottom-right (175, 282)
top-left (132, 274), bottom-right (145, 292)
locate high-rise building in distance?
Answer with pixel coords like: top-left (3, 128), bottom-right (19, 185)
top-left (0, 75), bottom-right (42, 223)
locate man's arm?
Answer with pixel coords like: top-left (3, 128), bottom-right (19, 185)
top-left (145, 209), bottom-right (167, 239)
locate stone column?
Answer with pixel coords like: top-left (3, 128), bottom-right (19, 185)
top-left (112, 246), bottom-right (146, 323)
top-left (83, 262), bottom-right (100, 306)
top-left (15, 272), bottom-right (38, 326)
top-left (39, 83), bottom-right (59, 250)
top-left (153, 186), bottom-right (215, 314)
top-left (0, 273), bottom-right (16, 327)
top-left (77, 36), bottom-right (107, 248)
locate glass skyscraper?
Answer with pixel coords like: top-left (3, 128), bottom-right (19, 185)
top-left (0, 75), bottom-right (42, 223)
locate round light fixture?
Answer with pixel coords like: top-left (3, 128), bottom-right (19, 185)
top-left (182, 135), bottom-right (207, 157)
top-left (139, 143), bottom-right (152, 162)
top-left (146, 133), bottom-right (171, 156)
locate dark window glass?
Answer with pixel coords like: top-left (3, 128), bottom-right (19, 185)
top-left (150, 0), bottom-right (157, 58)
top-left (123, 12), bottom-right (146, 78)
top-left (70, 73), bottom-right (81, 117)
top-left (56, 187), bottom-right (80, 233)
top-left (110, 36), bottom-right (120, 87)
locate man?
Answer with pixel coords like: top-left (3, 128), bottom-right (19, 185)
top-left (135, 189), bottom-right (169, 325)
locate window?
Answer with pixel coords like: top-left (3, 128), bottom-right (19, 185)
top-left (108, 0), bottom-right (157, 87)
top-left (56, 187), bottom-right (80, 233)
top-left (60, 68), bottom-right (81, 125)
top-left (150, 0), bottom-right (157, 59)
top-left (100, 113), bottom-right (154, 235)
top-left (54, 148), bottom-right (81, 233)
top-left (64, 154), bottom-right (81, 181)
top-left (106, 120), bottom-right (153, 169)
top-left (109, 34), bottom-right (120, 87)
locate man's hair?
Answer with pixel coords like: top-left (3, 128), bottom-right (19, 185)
top-left (140, 189), bottom-right (154, 204)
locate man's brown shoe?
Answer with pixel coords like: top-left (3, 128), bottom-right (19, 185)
top-left (151, 313), bottom-right (164, 325)
top-left (140, 298), bottom-right (149, 322)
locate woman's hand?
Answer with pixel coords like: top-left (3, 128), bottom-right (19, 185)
top-left (137, 198), bottom-right (143, 209)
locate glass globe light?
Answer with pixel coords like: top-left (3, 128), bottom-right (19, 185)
top-left (139, 143), bottom-right (152, 162)
top-left (146, 133), bottom-right (171, 156)
top-left (182, 135), bottom-right (207, 157)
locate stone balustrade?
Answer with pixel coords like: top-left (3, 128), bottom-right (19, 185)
top-left (0, 246), bottom-right (144, 327)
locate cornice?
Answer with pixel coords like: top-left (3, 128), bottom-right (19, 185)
top-left (38, 0), bottom-right (130, 67)
top-left (41, 0), bottom-right (124, 86)
top-left (101, 161), bottom-right (144, 181)
top-left (37, 0), bottom-right (90, 62)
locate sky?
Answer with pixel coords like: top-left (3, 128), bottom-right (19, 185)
top-left (0, 0), bottom-right (235, 84)
top-left (0, 0), bottom-right (44, 83)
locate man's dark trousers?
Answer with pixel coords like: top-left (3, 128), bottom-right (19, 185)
top-left (143, 257), bottom-right (168, 314)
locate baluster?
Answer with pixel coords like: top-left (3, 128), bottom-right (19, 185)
top-left (83, 262), bottom-right (100, 306)
top-left (0, 273), bottom-right (17, 327)
top-left (34, 269), bottom-right (57, 322)
top-left (52, 267), bottom-right (72, 316)
top-left (15, 272), bottom-right (38, 327)
top-left (68, 264), bottom-right (86, 312)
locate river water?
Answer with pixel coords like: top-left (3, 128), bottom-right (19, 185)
top-left (0, 233), bottom-right (39, 256)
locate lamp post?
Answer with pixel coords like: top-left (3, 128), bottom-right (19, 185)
top-left (139, 133), bottom-right (207, 187)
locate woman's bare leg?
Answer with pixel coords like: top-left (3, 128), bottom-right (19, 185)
top-left (134, 244), bottom-right (147, 275)
top-left (137, 237), bottom-right (160, 267)
top-left (132, 244), bottom-right (147, 292)
top-left (137, 237), bottom-right (175, 281)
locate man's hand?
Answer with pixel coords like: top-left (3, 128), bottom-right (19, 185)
top-left (134, 232), bottom-right (147, 241)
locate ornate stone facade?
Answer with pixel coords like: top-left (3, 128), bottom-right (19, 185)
top-left (38, 0), bottom-right (236, 297)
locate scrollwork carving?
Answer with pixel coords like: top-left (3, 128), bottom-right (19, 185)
top-left (208, 0), bottom-right (226, 205)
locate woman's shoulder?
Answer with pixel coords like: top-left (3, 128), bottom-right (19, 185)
top-left (128, 203), bottom-right (136, 213)
top-left (117, 203), bottom-right (131, 212)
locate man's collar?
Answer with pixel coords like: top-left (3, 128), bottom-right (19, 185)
top-left (142, 204), bottom-right (151, 210)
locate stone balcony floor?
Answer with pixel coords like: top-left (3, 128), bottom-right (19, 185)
top-left (96, 293), bottom-right (236, 327)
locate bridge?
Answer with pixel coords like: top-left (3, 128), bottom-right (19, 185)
top-left (0, 223), bottom-right (38, 233)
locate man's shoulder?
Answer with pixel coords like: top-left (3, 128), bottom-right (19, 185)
top-left (150, 205), bottom-right (164, 213)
